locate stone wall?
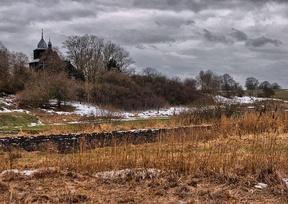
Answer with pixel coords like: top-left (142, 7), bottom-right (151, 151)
top-left (0, 126), bottom-right (211, 153)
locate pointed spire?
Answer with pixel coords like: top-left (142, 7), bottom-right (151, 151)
top-left (48, 37), bottom-right (52, 49)
top-left (37, 29), bottom-right (48, 49)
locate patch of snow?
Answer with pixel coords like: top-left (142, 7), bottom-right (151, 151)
top-left (0, 108), bottom-right (30, 114)
top-left (68, 102), bottom-right (112, 116)
top-left (215, 95), bottom-right (288, 105)
top-left (0, 168), bottom-right (58, 178)
top-left (43, 101), bottom-right (190, 119)
top-left (121, 107), bottom-right (189, 120)
top-left (94, 168), bottom-right (161, 180)
top-left (255, 183), bottom-right (268, 189)
top-left (215, 96), bottom-right (267, 105)
top-left (282, 178), bottom-right (288, 188)
top-left (1, 169), bottom-right (38, 177)
top-left (0, 96), bottom-right (14, 107)
top-left (28, 120), bottom-right (43, 127)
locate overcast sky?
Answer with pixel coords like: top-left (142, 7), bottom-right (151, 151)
top-left (1, 0), bottom-right (288, 87)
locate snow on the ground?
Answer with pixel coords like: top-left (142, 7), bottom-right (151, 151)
top-left (0, 168), bottom-right (161, 181)
top-left (42, 96), bottom-right (288, 119)
top-left (215, 95), bottom-right (288, 105)
top-left (0, 169), bottom-right (39, 177)
top-left (0, 96), bottom-right (30, 114)
top-left (0, 168), bottom-right (58, 178)
top-left (94, 168), bottom-right (162, 180)
top-left (1, 95), bottom-right (287, 120)
top-left (0, 108), bottom-right (30, 114)
top-left (121, 107), bottom-right (190, 120)
top-left (43, 101), bottom-right (189, 119)
top-left (282, 178), bottom-right (288, 188)
top-left (0, 96), bottom-right (14, 107)
top-left (68, 102), bottom-right (115, 117)
top-left (214, 96), bottom-right (267, 105)
top-left (28, 120), bottom-right (43, 127)
top-left (254, 183), bottom-right (268, 190)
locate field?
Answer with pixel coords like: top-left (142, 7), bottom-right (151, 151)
top-left (0, 100), bottom-right (288, 203)
top-left (245, 89), bottom-right (288, 100)
top-left (274, 89), bottom-right (288, 100)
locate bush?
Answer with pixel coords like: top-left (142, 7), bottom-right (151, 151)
top-left (132, 74), bottom-right (202, 106)
top-left (17, 72), bottom-right (77, 108)
top-left (90, 71), bottom-right (166, 110)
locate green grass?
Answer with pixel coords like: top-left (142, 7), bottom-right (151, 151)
top-left (0, 112), bottom-right (39, 130)
top-left (0, 115), bottom-right (171, 137)
top-left (245, 89), bottom-right (288, 100)
top-left (273, 89), bottom-right (288, 100)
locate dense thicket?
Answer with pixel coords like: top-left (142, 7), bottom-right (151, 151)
top-left (0, 43), bottom-right (30, 94)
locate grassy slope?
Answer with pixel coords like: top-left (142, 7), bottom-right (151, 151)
top-left (273, 89), bottom-right (288, 100)
top-left (0, 114), bottom-right (172, 137)
top-left (0, 112), bottom-right (39, 130)
top-left (245, 89), bottom-right (288, 100)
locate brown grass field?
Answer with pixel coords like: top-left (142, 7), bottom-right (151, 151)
top-left (0, 105), bottom-right (288, 203)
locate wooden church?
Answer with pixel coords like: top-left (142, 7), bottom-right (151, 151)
top-left (29, 30), bottom-right (84, 80)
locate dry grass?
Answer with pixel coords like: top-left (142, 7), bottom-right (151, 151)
top-left (1, 111), bottom-right (287, 175)
top-left (1, 111), bottom-right (288, 203)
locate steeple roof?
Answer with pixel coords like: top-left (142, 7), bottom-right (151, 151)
top-left (37, 29), bottom-right (48, 49)
top-left (48, 37), bottom-right (52, 48)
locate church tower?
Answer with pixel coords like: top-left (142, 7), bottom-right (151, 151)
top-left (33, 29), bottom-right (48, 59)
top-left (28, 30), bottom-right (84, 80)
top-left (48, 37), bottom-right (52, 49)
top-left (29, 29), bottom-right (50, 69)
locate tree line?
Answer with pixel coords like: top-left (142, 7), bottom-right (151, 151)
top-left (0, 36), bottom-right (283, 111)
top-left (245, 77), bottom-right (281, 97)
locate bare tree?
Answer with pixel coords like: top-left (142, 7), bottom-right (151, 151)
top-left (220, 74), bottom-right (243, 97)
top-left (0, 43), bottom-right (10, 92)
top-left (63, 35), bottom-right (105, 83)
top-left (64, 35), bottom-right (134, 82)
top-left (245, 77), bottom-right (259, 96)
top-left (259, 81), bottom-right (272, 89)
top-left (245, 77), bottom-right (259, 90)
top-left (103, 41), bottom-right (133, 72)
top-left (142, 67), bottom-right (161, 77)
top-left (271, 82), bottom-right (281, 90)
top-left (197, 70), bottom-right (221, 94)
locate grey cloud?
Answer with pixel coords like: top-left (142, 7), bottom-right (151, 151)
top-left (204, 28), bottom-right (282, 49)
top-left (246, 36), bottom-right (282, 47)
top-left (135, 44), bottom-right (145, 49)
top-left (117, 30), bottom-right (176, 45)
top-left (203, 29), bottom-right (232, 44)
top-left (132, 0), bottom-right (288, 12)
top-left (0, 42), bottom-right (7, 50)
top-left (154, 19), bottom-right (194, 28)
top-left (230, 28), bottom-right (248, 42)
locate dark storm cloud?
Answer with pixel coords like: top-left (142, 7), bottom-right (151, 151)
top-left (230, 29), bottom-right (248, 42)
top-left (132, 0), bottom-right (288, 12)
top-left (246, 37), bottom-right (282, 47)
top-left (203, 29), bottom-right (232, 44)
top-left (1, 0), bottom-right (288, 87)
top-left (154, 19), bottom-right (194, 28)
top-left (116, 30), bottom-right (176, 45)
